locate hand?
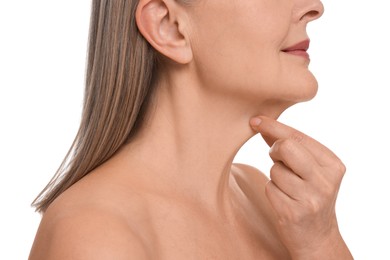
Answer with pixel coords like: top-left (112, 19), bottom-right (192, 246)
top-left (250, 116), bottom-right (352, 259)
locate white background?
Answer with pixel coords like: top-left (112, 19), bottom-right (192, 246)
top-left (0, 0), bottom-right (389, 259)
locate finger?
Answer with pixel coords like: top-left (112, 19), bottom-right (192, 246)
top-left (250, 116), bottom-right (340, 166)
top-left (265, 180), bottom-right (295, 217)
top-left (270, 162), bottom-right (306, 199)
top-left (270, 138), bottom-right (319, 180)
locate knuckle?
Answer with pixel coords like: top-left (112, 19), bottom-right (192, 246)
top-left (289, 131), bottom-right (305, 144)
top-left (305, 198), bottom-right (322, 215)
top-left (331, 159), bottom-right (347, 178)
top-left (337, 160), bottom-right (347, 175)
top-left (277, 139), bottom-right (295, 155)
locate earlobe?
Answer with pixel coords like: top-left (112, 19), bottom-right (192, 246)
top-left (135, 0), bottom-right (193, 64)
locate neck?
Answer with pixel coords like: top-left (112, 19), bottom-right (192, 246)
top-left (119, 68), bottom-right (277, 213)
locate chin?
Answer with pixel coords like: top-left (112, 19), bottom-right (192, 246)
top-left (289, 74), bottom-right (319, 102)
top-left (248, 74), bottom-right (319, 119)
top-left (257, 83), bottom-right (318, 120)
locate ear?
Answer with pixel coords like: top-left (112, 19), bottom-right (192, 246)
top-left (136, 0), bottom-right (193, 64)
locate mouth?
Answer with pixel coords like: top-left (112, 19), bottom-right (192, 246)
top-left (282, 39), bottom-right (310, 59)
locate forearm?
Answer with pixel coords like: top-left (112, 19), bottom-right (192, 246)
top-left (290, 230), bottom-right (353, 260)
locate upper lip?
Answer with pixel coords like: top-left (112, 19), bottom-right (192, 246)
top-left (282, 39), bottom-right (310, 52)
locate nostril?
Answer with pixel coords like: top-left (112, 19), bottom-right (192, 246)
top-left (301, 10), bottom-right (320, 21)
top-left (308, 10), bottom-right (320, 17)
top-left (297, 1), bottom-right (324, 22)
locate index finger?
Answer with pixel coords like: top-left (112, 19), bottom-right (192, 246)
top-left (249, 116), bottom-right (339, 166)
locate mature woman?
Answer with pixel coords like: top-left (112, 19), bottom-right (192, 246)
top-left (29, 0), bottom-right (353, 259)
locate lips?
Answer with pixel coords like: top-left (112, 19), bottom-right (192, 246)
top-left (282, 39), bottom-right (310, 59)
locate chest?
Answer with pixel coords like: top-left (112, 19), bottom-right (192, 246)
top-left (141, 210), bottom-right (290, 260)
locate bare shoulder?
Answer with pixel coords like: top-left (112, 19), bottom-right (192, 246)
top-left (29, 176), bottom-right (153, 260)
top-left (231, 163), bottom-right (290, 258)
top-left (231, 163), bottom-right (270, 196)
top-left (29, 201), bottom-right (151, 260)
top-left (230, 163), bottom-right (276, 217)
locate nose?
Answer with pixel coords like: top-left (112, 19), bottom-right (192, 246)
top-left (295, 0), bottom-right (324, 23)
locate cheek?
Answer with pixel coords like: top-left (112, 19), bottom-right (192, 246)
top-left (189, 1), bottom-right (316, 102)
top-left (192, 23), bottom-right (286, 97)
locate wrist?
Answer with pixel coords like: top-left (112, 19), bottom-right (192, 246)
top-left (289, 228), bottom-right (353, 260)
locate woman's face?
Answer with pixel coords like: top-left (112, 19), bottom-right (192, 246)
top-left (186, 0), bottom-right (324, 110)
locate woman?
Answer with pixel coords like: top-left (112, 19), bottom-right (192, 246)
top-left (29, 0), bottom-right (353, 259)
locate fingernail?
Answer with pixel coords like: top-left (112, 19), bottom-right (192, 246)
top-left (250, 117), bottom-right (262, 127)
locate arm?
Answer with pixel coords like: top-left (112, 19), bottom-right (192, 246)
top-left (29, 210), bottom-right (150, 260)
top-left (250, 116), bottom-right (353, 260)
top-left (292, 227), bottom-right (352, 260)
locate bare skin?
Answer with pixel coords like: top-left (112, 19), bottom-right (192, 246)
top-left (29, 162), bottom-right (289, 259)
top-left (29, 118), bottom-right (352, 259)
top-left (30, 0), bottom-right (353, 258)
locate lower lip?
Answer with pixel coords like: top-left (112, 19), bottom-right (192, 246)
top-left (283, 50), bottom-right (310, 60)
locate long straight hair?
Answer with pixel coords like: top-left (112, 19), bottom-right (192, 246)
top-left (32, 0), bottom-right (159, 213)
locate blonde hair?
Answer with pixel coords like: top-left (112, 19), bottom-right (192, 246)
top-left (32, 0), bottom-right (161, 212)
